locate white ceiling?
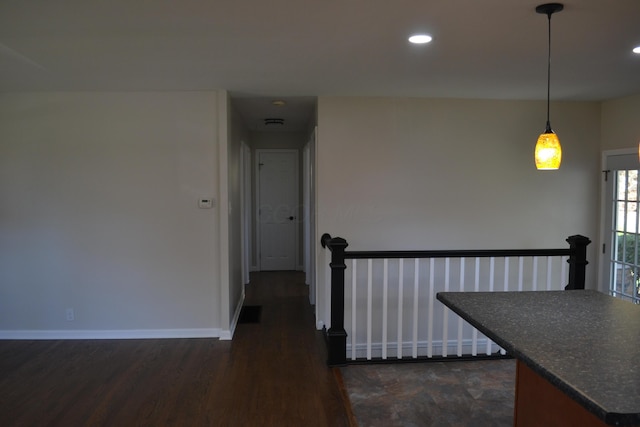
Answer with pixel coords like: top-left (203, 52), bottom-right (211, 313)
top-left (2, 0), bottom-right (639, 131)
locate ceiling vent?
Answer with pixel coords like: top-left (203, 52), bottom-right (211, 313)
top-left (264, 118), bottom-right (284, 126)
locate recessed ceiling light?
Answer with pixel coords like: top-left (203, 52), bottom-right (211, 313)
top-left (633, 46), bottom-right (640, 54)
top-left (408, 34), bottom-right (433, 44)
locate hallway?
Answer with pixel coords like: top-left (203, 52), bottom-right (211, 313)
top-left (225, 271), bottom-right (353, 425)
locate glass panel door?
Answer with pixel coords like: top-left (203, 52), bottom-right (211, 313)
top-left (608, 169), bottom-right (640, 303)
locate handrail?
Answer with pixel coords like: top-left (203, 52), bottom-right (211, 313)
top-left (342, 249), bottom-right (572, 259)
top-left (320, 233), bottom-right (591, 366)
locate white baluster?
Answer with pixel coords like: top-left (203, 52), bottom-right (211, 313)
top-left (397, 259), bottom-right (404, 359)
top-left (427, 258), bottom-right (435, 358)
top-left (472, 257), bottom-right (480, 356)
top-left (457, 258), bottom-right (465, 356)
top-left (486, 257), bottom-right (495, 355)
top-left (560, 256), bottom-right (568, 290)
top-left (351, 259), bottom-right (357, 360)
top-left (504, 257), bottom-right (510, 291)
top-left (367, 259), bottom-right (373, 360)
top-left (518, 257), bottom-right (524, 292)
top-left (443, 258), bottom-right (450, 357)
top-left (382, 258), bottom-right (388, 360)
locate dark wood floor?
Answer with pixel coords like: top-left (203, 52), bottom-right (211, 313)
top-left (0, 272), bottom-right (355, 427)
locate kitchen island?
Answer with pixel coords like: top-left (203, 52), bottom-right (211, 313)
top-left (436, 290), bottom-right (640, 427)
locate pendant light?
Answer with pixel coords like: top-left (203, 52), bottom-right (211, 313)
top-left (534, 3), bottom-right (563, 170)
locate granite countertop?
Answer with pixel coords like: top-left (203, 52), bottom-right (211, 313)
top-left (436, 290), bottom-right (640, 427)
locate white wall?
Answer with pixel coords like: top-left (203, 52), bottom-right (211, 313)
top-left (226, 101), bottom-right (250, 333)
top-left (1, 91), bottom-right (623, 339)
top-left (0, 91), bottom-right (224, 338)
top-left (316, 96), bottom-right (602, 329)
top-left (601, 94), bottom-right (640, 151)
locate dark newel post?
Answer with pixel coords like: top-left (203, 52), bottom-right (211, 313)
top-left (327, 237), bottom-right (348, 366)
top-left (565, 235), bottom-right (591, 290)
top-left (320, 233), bottom-right (332, 249)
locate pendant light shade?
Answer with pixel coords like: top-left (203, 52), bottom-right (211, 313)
top-left (535, 3), bottom-right (563, 170)
top-left (535, 126), bottom-right (562, 170)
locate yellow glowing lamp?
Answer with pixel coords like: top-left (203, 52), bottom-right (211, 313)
top-left (535, 126), bottom-right (562, 170)
top-left (535, 3), bottom-right (563, 171)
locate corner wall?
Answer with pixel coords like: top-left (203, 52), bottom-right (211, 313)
top-left (224, 99), bottom-right (251, 338)
top-left (0, 91), bottom-right (222, 338)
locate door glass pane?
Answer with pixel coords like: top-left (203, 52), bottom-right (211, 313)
top-left (616, 202), bottom-right (627, 232)
top-left (612, 262), bottom-right (623, 294)
top-left (614, 233), bottom-right (624, 262)
top-left (627, 202), bottom-right (639, 233)
top-left (628, 170), bottom-right (638, 201)
top-left (617, 171), bottom-right (627, 200)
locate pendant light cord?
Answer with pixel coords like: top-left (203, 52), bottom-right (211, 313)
top-left (546, 12), bottom-right (552, 128)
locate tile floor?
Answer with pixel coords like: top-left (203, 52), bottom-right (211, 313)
top-left (340, 359), bottom-right (516, 427)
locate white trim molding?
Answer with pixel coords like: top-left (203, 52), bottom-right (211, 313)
top-left (0, 328), bottom-right (222, 340)
top-left (220, 289), bottom-right (246, 341)
top-left (347, 338), bottom-right (502, 360)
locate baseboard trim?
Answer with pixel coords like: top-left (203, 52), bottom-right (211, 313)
top-left (347, 338), bottom-right (503, 359)
top-left (221, 289), bottom-right (246, 341)
top-left (0, 328), bottom-right (222, 340)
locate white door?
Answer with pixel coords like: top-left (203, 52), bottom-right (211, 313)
top-left (601, 150), bottom-right (640, 303)
top-left (257, 150), bottom-right (299, 271)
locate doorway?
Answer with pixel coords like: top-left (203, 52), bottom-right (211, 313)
top-left (601, 149), bottom-right (640, 303)
top-left (256, 149), bottom-right (299, 271)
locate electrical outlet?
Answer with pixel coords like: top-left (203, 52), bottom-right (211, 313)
top-left (66, 308), bottom-right (75, 321)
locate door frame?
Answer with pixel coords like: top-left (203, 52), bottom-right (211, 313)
top-left (303, 128), bottom-right (317, 304)
top-left (240, 141), bottom-right (251, 285)
top-left (599, 147), bottom-right (639, 294)
top-left (255, 148), bottom-right (300, 271)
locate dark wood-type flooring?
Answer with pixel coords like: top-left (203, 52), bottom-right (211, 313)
top-left (0, 272), bottom-right (354, 427)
